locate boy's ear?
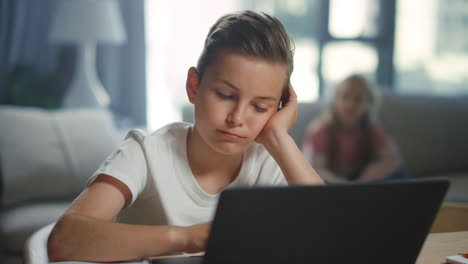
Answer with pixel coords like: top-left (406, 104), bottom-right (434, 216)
top-left (186, 67), bottom-right (199, 104)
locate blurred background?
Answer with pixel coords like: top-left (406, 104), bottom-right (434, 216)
top-left (145, 0), bottom-right (468, 130)
top-left (1, 0), bottom-right (467, 130)
top-left (1, 1), bottom-right (468, 263)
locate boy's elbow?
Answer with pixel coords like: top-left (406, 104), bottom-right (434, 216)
top-left (47, 226), bottom-right (64, 261)
top-left (47, 239), bottom-right (62, 262)
top-left (47, 219), bottom-right (72, 262)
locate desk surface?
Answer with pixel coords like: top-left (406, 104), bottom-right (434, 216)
top-left (416, 231), bottom-right (468, 264)
top-left (50, 231), bottom-right (467, 264)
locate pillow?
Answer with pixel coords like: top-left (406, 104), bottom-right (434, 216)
top-left (0, 106), bottom-right (122, 207)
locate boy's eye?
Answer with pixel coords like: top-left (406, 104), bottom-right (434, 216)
top-left (254, 105), bottom-right (268, 113)
top-left (216, 91), bottom-right (234, 100)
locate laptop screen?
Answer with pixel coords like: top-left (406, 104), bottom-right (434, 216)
top-left (202, 178), bottom-right (449, 264)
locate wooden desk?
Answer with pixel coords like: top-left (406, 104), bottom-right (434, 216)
top-left (416, 231), bottom-right (468, 264)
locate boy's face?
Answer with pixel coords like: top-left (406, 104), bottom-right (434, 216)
top-left (187, 52), bottom-right (287, 155)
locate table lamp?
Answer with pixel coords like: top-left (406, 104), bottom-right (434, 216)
top-left (49, 0), bottom-right (127, 108)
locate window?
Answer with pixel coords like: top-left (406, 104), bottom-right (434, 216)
top-left (145, 0), bottom-right (323, 130)
top-left (146, 0), bottom-right (467, 130)
top-left (319, 0), bottom-right (391, 92)
top-left (394, 0), bottom-right (468, 95)
top-left (329, 0), bottom-right (379, 38)
top-left (322, 41), bottom-right (378, 83)
top-left (247, 0), bottom-right (322, 102)
top-left (145, 0), bottom-right (242, 130)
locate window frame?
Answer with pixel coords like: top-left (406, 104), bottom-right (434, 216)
top-left (316, 0), bottom-right (397, 95)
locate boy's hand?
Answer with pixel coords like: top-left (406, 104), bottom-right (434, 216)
top-left (256, 84), bottom-right (297, 145)
top-left (180, 221), bottom-right (211, 253)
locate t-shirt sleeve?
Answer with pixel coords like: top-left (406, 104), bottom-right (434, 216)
top-left (87, 130), bottom-right (148, 205)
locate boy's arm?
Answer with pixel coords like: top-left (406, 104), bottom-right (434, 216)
top-left (256, 85), bottom-right (324, 185)
top-left (47, 174), bottom-right (210, 262)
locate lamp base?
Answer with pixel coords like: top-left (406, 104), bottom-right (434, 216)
top-left (63, 43), bottom-right (110, 108)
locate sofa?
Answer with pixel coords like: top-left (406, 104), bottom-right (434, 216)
top-left (289, 90), bottom-right (468, 203)
top-left (0, 106), bottom-right (123, 264)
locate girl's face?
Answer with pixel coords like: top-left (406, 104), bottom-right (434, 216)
top-left (334, 81), bottom-right (370, 128)
top-left (187, 52), bottom-right (287, 156)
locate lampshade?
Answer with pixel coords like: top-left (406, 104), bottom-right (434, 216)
top-left (49, 0), bottom-right (127, 44)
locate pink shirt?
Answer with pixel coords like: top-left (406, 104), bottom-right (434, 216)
top-left (302, 118), bottom-right (387, 177)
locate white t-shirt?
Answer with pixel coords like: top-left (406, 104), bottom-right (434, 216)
top-left (89, 122), bottom-right (286, 227)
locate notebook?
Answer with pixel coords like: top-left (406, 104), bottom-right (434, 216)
top-left (150, 178), bottom-right (449, 264)
top-left (446, 255), bottom-right (468, 264)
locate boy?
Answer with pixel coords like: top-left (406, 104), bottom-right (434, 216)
top-left (47, 10), bottom-right (323, 262)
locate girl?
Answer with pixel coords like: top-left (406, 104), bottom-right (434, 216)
top-left (302, 74), bottom-right (403, 183)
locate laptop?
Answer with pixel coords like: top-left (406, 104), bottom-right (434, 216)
top-left (150, 178), bottom-right (449, 264)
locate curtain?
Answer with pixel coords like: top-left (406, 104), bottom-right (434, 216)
top-left (0, 0), bottom-right (63, 103)
top-left (0, 0), bottom-right (146, 127)
top-left (98, 0), bottom-right (147, 127)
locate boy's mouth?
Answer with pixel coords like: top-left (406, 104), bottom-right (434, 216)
top-left (217, 129), bottom-right (245, 139)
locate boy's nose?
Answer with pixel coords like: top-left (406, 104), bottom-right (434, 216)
top-left (227, 105), bottom-right (244, 127)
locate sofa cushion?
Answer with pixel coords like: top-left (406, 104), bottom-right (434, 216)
top-left (0, 201), bottom-right (69, 253)
top-left (0, 106), bottom-right (121, 207)
top-left (379, 92), bottom-right (468, 177)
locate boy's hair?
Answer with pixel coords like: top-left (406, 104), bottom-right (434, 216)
top-left (197, 10), bottom-right (294, 85)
